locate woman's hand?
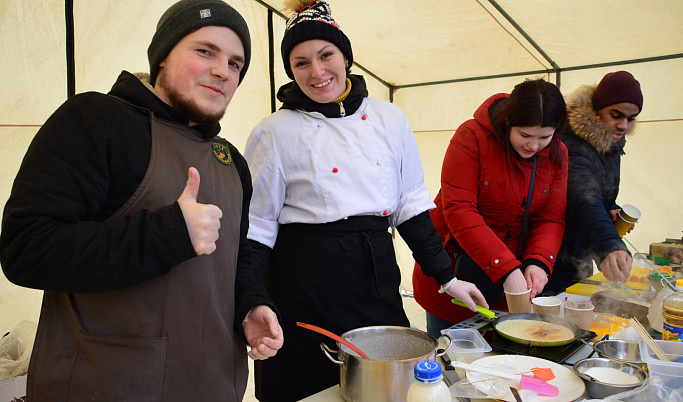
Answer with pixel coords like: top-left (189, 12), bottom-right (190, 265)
top-left (502, 268), bottom-right (528, 294)
top-left (523, 264), bottom-right (549, 298)
top-left (440, 278), bottom-right (489, 311)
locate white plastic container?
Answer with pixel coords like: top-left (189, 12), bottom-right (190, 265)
top-left (639, 339), bottom-right (683, 395)
top-left (407, 360), bottom-right (450, 402)
top-left (440, 328), bottom-right (492, 363)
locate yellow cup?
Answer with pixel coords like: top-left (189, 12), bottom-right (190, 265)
top-left (614, 204), bottom-right (641, 237)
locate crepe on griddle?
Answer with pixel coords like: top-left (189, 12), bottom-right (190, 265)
top-left (496, 319), bottom-right (574, 343)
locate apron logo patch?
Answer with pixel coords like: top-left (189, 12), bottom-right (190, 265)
top-left (212, 142), bottom-right (232, 165)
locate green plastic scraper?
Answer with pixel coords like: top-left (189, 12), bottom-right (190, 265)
top-left (451, 298), bottom-right (496, 319)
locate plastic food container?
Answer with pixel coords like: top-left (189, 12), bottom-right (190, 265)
top-left (441, 328), bottom-right (491, 363)
top-left (639, 339), bottom-right (683, 395)
top-left (648, 272), bottom-right (672, 292)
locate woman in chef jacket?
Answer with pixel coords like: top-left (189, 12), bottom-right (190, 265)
top-left (240, 1), bottom-right (487, 400)
top-left (412, 78), bottom-right (569, 338)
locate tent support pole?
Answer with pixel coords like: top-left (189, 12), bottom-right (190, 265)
top-left (66, 0), bottom-right (75, 98)
top-left (394, 52), bottom-right (683, 90)
top-left (268, 10), bottom-right (276, 113)
top-left (488, 0), bottom-right (560, 78)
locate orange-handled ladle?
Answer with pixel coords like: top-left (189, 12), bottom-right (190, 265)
top-left (296, 322), bottom-right (370, 359)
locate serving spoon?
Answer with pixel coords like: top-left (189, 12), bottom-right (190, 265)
top-left (296, 322), bottom-right (370, 359)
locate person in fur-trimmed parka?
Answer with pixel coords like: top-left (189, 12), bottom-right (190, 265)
top-left (542, 71), bottom-right (644, 295)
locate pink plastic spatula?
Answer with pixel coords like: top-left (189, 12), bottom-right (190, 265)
top-left (451, 361), bottom-right (560, 397)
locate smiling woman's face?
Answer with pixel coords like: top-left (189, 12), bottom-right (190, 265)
top-left (289, 39), bottom-right (347, 104)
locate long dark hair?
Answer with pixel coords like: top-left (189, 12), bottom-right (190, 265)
top-left (491, 79), bottom-right (567, 165)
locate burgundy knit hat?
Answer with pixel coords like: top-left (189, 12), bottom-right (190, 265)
top-left (592, 71), bottom-right (643, 112)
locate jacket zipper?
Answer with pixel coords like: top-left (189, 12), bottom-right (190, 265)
top-left (339, 101), bottom-right (345, 117)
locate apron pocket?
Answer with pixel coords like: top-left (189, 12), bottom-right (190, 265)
top-left (68, 330), bottom-right (168, 401)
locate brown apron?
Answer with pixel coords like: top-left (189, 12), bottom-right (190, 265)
top-left (26, 103), bottom-right (247, 401)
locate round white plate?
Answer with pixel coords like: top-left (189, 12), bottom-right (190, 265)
top-left (466, 354), bottom-right (585, 401)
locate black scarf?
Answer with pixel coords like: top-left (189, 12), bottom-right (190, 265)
top-left (277, 74), bottom-right (368, 118)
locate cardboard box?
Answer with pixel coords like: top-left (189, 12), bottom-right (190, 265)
top-left (650, 239), bottom-right (683, 265)
top-left (590, 290), bottom-right (651, 326)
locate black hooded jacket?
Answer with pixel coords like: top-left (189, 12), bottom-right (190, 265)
top-left (0, 71), bottom-right (255, 299)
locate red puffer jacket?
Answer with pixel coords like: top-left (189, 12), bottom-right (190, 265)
top-left (412, 93), bottom-right (568, 324)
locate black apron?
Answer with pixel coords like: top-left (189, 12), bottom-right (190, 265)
top-left (255, 216), bottom-right (409, 401)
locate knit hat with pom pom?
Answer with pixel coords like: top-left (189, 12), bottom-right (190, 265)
top-left (280, 0), bottom-right (352, 79)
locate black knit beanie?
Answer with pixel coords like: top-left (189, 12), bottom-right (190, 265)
top-left (148, 0), bottom-right (251, 86)
top-left (281, 0), bottom-right (352, 79)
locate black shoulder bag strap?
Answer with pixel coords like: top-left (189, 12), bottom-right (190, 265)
top-left (516, 155), bottom-right (538, 258)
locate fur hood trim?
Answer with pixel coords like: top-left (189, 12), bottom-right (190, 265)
top-left (566, 84), bottom-right (636, 154)
top-left (133, 72), bottom-right (157, 94)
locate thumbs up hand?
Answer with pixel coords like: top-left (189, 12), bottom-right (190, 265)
top-left (177, 167), bottom-right (222, 255)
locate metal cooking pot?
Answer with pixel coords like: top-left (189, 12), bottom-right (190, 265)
top-left (585, 339), bottom-right (648, 371)
top-left (321, 325), bottom-right (453, 402)
top-left (493, 313), bottom-right (593, 347)
top-left (573, 357), bottom-right (648, 399)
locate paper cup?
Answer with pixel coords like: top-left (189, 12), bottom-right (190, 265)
top-left (564, 304), bottom-right (594, 331)
top-left (620, 204), bottom-right (642, 221)
top-left (614, 204), bottom-right (641, 238)
top-left (505, 288), bottom-right (532, 314)
top-left (532, 297), bottom-right (562, 316)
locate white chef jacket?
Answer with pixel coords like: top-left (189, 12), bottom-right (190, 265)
top-left (245, 97), bottom-right (435, 248)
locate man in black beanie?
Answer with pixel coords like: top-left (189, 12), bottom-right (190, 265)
top-left (542, 71), bottom-right (644, 295)
top-left (0, 1), bottom-right (282, 400)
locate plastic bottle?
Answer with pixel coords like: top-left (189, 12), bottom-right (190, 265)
top-left (662, 279), bottom-right (683, 341)
top-left (407, 360), bottom-right (451, 402)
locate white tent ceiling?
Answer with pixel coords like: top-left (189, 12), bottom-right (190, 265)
top-left (2, 0), bottom-right (682, 128)
top-left (261, 0), bottom-right (683, 90)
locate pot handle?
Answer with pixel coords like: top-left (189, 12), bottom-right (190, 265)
top-left (435, 333), bottom-right (454, 357)
top-left (320, 342), bottom-right (344, 365)
top-left (579, 337), bottom-right (601, 358)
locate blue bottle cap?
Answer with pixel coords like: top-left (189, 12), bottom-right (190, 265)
top-left (414, 360), bottom-right (443, 383)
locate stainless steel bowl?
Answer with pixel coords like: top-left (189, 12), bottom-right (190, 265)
top-left (573, 357), bottom-right (648, 399)
top-left (594, 339), bottom-right (647, 371)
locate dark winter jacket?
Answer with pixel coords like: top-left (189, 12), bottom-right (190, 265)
top-left (0, 71), bottom-right (272, 401)
top-left (1, 71), bottom-right (252, 291)
top-left (555, 84), bottom-right (631, 276)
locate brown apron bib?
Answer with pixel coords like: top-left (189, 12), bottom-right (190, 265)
top-left (27, 102), bottom-right (247, 401)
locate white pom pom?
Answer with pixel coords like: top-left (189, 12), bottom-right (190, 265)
top-left (284, 0), bottom-right (315, 16)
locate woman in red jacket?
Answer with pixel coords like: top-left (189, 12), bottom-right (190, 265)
top-left (413, 79), bottom-right (568, 337)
